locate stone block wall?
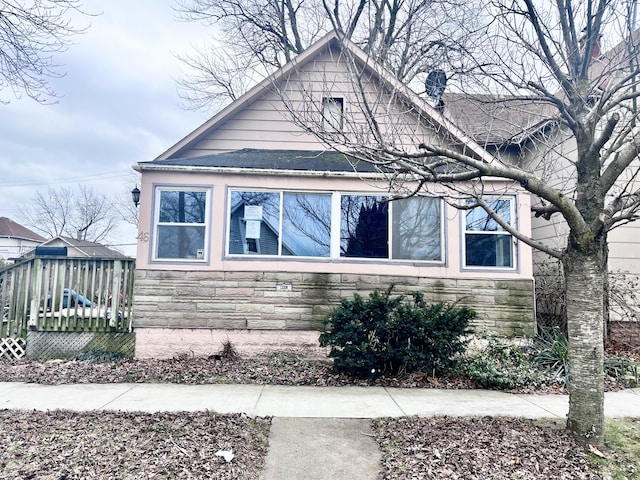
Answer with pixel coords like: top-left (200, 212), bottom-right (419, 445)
top-left (133, 270), bottom-right (535, 358)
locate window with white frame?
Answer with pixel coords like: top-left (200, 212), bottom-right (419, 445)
top-left (227, 189), bottom-right (443, 262)
top-left (464, 198), bottom-right (515, 268)
top-left (322, 97), bottom-right (344, 132)
top-left (154, 187), bottom-right (210, 261)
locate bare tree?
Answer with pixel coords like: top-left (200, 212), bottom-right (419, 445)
top-left (277, 0), bottom-right (640, 445)
top-left (174, 0), bottom-right (482, 110)
top-left (21, 186), bottom-right (121, 242)
top-left (0, 0), bottom-right (88, 103)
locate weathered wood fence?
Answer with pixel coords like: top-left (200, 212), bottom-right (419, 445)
top-left (1, 257), bottom-right (135, 339)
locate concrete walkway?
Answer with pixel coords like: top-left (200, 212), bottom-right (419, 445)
top-left (260, 418), bottom-right (381, 480)
top-left (3, 383), bottom-right (639, 480)
top-left (2, 382), bottom-right (640, 418)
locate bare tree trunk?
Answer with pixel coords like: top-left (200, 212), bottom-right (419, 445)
top-left (564, 245), bottom-right (605, 446)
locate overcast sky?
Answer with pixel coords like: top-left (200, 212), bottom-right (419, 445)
top-left (0, 1), bottom-right (212, 256)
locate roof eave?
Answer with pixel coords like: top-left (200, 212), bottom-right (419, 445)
top-left (134, 162), bottom-right (385, 179)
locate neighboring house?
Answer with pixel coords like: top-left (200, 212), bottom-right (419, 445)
top-left (24, 236), bottom-right (130, 259)
top-left (0, 217), bottom-right (45, 262)
top-left (132, 32), bottom-right (535, 358)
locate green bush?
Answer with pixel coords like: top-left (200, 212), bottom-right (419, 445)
top-left (319, 287), bottom-right (475, 377)
top-left (459, 333), bottom-right (544, 390)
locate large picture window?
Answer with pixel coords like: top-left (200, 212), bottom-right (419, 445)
top-left (227, 189), bottom-right (443, 262)
top-left (154, 187), bottom-right (210, 261)
top-left (464, 198), bottom-right (515, 268)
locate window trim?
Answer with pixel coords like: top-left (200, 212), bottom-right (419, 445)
top-left (151, 185), bottom-right (212, 263)
top-left (461, 196), bottom-right (517, 270)
top-left (225, 188), bottom-right (445, 264)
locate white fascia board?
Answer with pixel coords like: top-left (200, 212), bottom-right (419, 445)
top-left (134, 163), bottom-right (383, 179)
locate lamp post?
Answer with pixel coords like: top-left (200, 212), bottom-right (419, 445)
top-left (131, 186), bottom-right (141, 207)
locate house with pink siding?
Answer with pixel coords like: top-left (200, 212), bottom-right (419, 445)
top-left (132, 32), bottom-right (535, 358)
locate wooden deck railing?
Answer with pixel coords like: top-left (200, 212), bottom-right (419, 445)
top-left (1, 257), bottom-right (135, 338)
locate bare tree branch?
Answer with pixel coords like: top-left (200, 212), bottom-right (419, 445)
top-left (20, 185), bottom-right (122, 243)
top-left (0, 0), bottom-right (91, 103)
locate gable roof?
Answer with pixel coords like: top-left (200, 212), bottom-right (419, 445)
top-left (0, 217), bottom-right (45, 242)
top-left (153, 31), bottom-right (496, 165)
top-left (40, 236), bottom-right (130, 259)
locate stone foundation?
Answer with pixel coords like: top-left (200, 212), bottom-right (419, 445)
top-left (132, 270), bottom-right (535, 358)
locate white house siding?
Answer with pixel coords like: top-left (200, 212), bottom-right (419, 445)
top-left (0, 238), bottom-right (41, 260)
top-left (519, 126), bottom-right (640, 326)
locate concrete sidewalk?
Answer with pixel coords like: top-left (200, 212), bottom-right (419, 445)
top-left (3, 382), bottom-right (639, 480)
top-left (2, 382), bottom-right (640, 418)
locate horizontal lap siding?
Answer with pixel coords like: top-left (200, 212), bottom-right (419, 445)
top-left (133, 269), bottom-right (535, 336)
top-left (609, 220), bottom-right (640, 275)
top-left (178, 50), bottom-right (443, 157)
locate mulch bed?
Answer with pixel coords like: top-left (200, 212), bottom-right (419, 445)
top-left (0, 350), bottom-right (634, 393)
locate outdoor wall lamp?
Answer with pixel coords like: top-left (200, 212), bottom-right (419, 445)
top-left (131, 186), bottom-right (141, 207)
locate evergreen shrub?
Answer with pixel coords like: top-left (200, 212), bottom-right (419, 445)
top-left (319, 287), bottom-right (475, 377)
top-left (459, 333), bottom-right (544, 389)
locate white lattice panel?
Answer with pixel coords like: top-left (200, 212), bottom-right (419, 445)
top-left (0, 338), bottom-right (26, 360)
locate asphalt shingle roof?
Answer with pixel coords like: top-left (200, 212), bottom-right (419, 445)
top-left (0, 217), bottom-right (45, 242)
top-left (443, 94), bottom-right (554, 146)
top-left (148, 149), bottom-right (385, 173)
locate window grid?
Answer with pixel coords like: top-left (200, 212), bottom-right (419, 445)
top-left (153, 187), bottom-right (211, 262)
top-left (226, 188), bottom-right (444, 263)
top-left (463, 197), bottom-right (516, 269)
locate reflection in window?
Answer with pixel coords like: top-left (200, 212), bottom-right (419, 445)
top-left (341, 195), bottom-right (388, 258)
top-left (464, 198), bottom-right (514, 268)
top-left (226, 189), bottom-right (445, 263)
top-left (155, 189), bottom-right (209, 260)
top-left (392, 197), bottom-right (441, 260)
top-left (282, 193), bottom-right (331, 257)
top-left (228, 191), bottom-right (280, 255)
